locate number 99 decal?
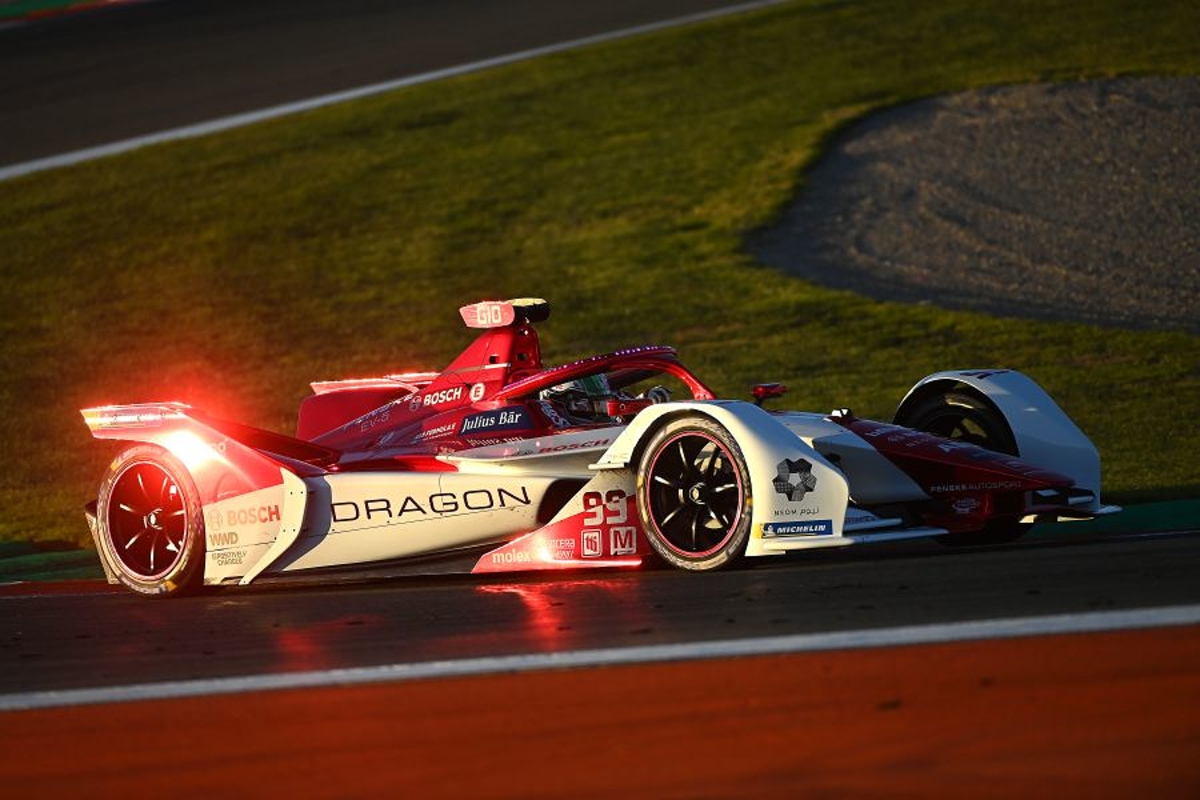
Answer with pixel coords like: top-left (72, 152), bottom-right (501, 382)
top-left (581, 490), bottom-right (639, 557)
top-left (583, 489), bottom-right (629, 526)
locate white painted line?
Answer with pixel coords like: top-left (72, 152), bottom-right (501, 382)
top-left (0, 0), bottom-right (784, 182)
top-left (2, 603), bottom-right (1198, 711)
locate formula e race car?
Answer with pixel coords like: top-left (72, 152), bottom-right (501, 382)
top-left (82, 298), bottom-right (1119, 596)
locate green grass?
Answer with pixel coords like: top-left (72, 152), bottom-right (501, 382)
top-left (2, 0), bottom-right (1198, 545)
top-left (0, 0), bottom-right (101, 18)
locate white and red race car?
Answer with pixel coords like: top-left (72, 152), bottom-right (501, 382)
top-left (82, 298), bottom-right (1118, 596)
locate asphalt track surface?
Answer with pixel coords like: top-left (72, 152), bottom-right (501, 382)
top-left (2, 530), bottom-right (1199, 795)
top-left (0, 0), bottom-right (765, 168)
top-left (3, 528), bottom-right (1198, 697)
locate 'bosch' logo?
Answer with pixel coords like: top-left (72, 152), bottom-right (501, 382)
top-left (773, 458), bottom-right (817, 502)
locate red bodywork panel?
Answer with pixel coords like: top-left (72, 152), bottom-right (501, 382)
top-left (298, 307), bottom-right (715, 462)
top-left (835, 417), bottom-right (1074, 532)
top-left (297, 386), bottom-right (410, 441)
top-left (304, 320), bottom-right (545, 451)
top-left (474, 488), bottom-right (648, 573)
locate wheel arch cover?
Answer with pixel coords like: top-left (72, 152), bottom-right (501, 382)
top-left (593, 401), bottom-right (850, 557)
top-left (895, 370), bottom-right (1103, 503)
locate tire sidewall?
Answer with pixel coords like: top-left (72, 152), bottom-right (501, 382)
top-left (96, 444), bottom-right (206, 597)
top-left (904, 390), bottom-right (1018, 455)
top-left (635, 417), bottom-right (753, 571)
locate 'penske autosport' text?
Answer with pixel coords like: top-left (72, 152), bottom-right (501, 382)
top-left (332, 487), bottom-right (531, 523)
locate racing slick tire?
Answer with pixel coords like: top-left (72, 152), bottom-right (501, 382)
top-left (636, 416), bottom-right (753, 571)
top-left (95, 444), bottom-right (206, 597)
top-left (901, 390), bottom-right (1030, 546)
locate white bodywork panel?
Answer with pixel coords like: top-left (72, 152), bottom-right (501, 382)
top-left (268, 471), bottom-right (559, 573)
top-left (241, 469), bottom-right (308, 584)
top-left (593, 401), bottom-right (854, 557)
top-left (902, 370), bottom-right (1105, 510)
top-left (200, 470), bottom-right (313, 584)
top-left (770, 412), bottom-right (928, 505)
top-left (201, 476), bottom-right (291, 585)
top-left (199, 430), bottom-right (625, 584)
top-left (443, 428), bottom-right (623, 475)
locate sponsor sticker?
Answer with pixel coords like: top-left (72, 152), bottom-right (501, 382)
top-left (929, 481), bottom-right (1021, 493)
top-left (331, 486), bottom-right (531, 523)
top-left (422, 386), bottom-right (464, 407)
top-left (581, 530), bottom-right (602, 557)
top-left (212, 550), bottom-right (246, 567)
top-left (538, 401), bottom-right (571, 429)
top-left (952, 496), bottom-right (983, 515)
top-left (762, 519), bottom-right (834, 537)
top-left (773, 458), bottom-right (818, 501)
top-left (460, 407), bottom-right (531, 435)
top-left (208, 531), bottom-right (239, 547)
top-left (538, 437), bottom-right (611, 454)
top-left (610, 526), bottom-right (638, 555)
top-left (412, 422), bottom-right (457, 443)
top-left (491, 550), bottom-right (532, 564)
top-left (225, 505), bottom-right (281, 527)
top-left (771, 505), bottom-right (821, 517)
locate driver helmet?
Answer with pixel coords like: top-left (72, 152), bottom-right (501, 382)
top-left (539, 374), bottom-right (613, 423)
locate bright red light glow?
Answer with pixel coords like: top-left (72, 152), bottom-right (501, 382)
top-left (163, 430), bottom-right (223, 471)
top-left (477, 579), bottom-right (642, 648)
top-left (273, 616), bottom-right (385, 672)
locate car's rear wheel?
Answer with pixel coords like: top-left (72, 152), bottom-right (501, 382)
top-left (900, 389), bottom-right (1029, 546)
top-left (96, 444), bottom-right (205, 596)
top-left (636, 417), bottom-right (752, 571)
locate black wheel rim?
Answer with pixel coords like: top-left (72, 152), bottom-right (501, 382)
top-left (645, 431), bottom-right (743, 558)
top-left (919, 409), bottom-right (996, 449)
top-left (106, 461), bottom-right (188, 579)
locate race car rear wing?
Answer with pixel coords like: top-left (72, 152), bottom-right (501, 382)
top-left (81, 403), bottom-right (337, 504)
top-left (83, 403), bottom-right (338, 464)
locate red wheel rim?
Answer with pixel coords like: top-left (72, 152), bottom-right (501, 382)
top-left (106, 461), bottom-right (188, 579)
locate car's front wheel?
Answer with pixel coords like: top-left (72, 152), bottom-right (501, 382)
top-left (96, 444), bottom-right (206, 596)
top-left (900, 389), bottom-right (1030, 546)
top-left (636, 417), bottom-right (753, 571)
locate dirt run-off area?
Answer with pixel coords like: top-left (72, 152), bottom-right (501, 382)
top-left (749, 76), bottom-right (1199, 334)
